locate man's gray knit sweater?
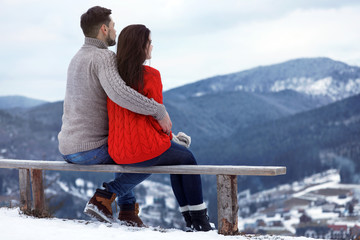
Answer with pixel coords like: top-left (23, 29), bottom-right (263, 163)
top-left (58, 37), bottom-right (166, 155)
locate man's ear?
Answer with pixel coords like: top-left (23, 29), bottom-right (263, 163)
top-left (100, 24), bottom-right (107, 35)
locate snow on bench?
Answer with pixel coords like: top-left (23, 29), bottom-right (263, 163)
top-left (0, 159), bottom-right (286, 235)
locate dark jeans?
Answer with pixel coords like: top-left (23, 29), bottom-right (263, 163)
top-left (62, 142), bottom-right (204, 207)
top-left (61, 144), bottom-right (138, 205)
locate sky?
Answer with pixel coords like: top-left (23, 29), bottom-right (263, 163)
top-left (1, 0), bottom-right (360, 101)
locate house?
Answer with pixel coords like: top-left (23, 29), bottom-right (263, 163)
top-left (296, 224), bottom-right (353, 239)
top-left (296, 225), bottom-right (330, 239)
top-left (299, 213), bottom-right (312, 223)
top-left (328, 225), bottom-right (348, 239)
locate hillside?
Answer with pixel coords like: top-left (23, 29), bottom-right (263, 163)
top-left (166, 90), bottom-right (326, 142)
top-left (238, 169), bottom-right (360, 237)
top-left (195, 93), bottom-right (360, 192)
top-left (0, 108), bottom-right (61, 161)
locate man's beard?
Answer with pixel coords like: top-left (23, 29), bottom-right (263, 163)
top-left (106, 35), bottom-right (116, 46)
top-left (106, 31), bottom-right (116, 46)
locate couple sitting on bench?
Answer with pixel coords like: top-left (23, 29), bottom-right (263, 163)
top-left (58, 6), bottom-right (211, 231)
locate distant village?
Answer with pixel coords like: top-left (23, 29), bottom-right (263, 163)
top-left (238, 169), bottom-right (360, 239)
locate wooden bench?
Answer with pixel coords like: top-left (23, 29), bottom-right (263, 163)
top-left (0, 159), bottom-right (286, 235)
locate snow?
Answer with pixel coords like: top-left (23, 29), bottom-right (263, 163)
top-left (140, 180), bottom-right (177, 209)
top-left (210, 84), bottom-right (221, 91)
top-left (57, 179), bottom-right (89, 200)
top-left (292, 180), bottom-right (339, 198)
top-left (283, 214), bottom-right (300, 234)
top-left (57, 180), bottom-right (69, 192)
top-left (270, 77), bottom-right (332, 96)
top-left (305, 207), bottom-right (339, 220)
top-left (235, 85), bottom-right (244, 91)
top-left (307, 77), bottom-right (332, 95)
top-left (193, 92), bottom-right (205, 97)
top-left (87, 181), bottom-right (94, 188)
top-left (86, 189), bottom-right (94, 197)
top-left (269, 77), bottom-right (360, 100)
top-left (0, 208), bottom-right (309, 240)
top-left (75, 178), bottom-right (85, 187)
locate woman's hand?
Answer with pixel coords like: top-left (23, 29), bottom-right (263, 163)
top-left (158, 111), bottom-right (172, 135)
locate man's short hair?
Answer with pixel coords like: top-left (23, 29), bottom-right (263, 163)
top-left (80, 6), bottom-right (112, 38)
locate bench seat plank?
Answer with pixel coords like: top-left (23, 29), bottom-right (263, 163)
top-left (0, 159), bottom-right (286, 176)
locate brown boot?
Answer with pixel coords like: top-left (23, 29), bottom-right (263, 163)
top-left (84, 188), bottom-right (116, 223)
top-left (118, 203), bottom-right (145, 227)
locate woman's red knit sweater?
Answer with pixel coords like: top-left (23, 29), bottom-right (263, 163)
top-left (107, 66), bottom-right (171, 164)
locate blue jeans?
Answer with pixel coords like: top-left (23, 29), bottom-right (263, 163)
top-left (61, 144), bottom-right (140, 205)
top-left (62, 142), bottom-right (204, 207)
top-left (126, 142), bottom-right (203, 207)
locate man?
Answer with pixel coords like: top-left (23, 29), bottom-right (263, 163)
top-left (58, 6), bottom-right (172, 226)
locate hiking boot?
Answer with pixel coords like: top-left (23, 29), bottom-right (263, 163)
top-left (190, 209), bottom-right (212, 231)
top-left (118, 203), bottom-right (145, 227)
top-left (84, 188), bottom-right (116, 223)
top-left (182, 211), bottom-right (193, 231)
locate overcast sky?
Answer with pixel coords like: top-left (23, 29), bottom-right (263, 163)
top-left (1, 0), bottom-right (360, 101)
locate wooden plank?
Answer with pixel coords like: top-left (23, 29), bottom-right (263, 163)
top-left (217, 175), bottom-right (238, 235)
top-left (19, 168), bottom-right (31, 212)
top-left (0, 159), bottom-right (286, 176)
top-left (30, 169), bottom-right (45, 216)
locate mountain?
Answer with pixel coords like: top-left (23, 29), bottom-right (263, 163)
top-left (16, 101), bottom-right (64, 130)
top-left (0, 106), bottom-right (61, 161)
top-left (0, 95), bottom-right (48, 110)
top-left (165, 58), bottom-right (360, 151)
top-left (166, 89), bottom-right (327, 143)
top-left (165, 57), bottom-right (360, 102)
top-left (194, 93), bottom-right (360, 192)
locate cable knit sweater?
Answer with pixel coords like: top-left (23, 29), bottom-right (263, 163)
top-left (107, 66), bottom-right (171, 164)
top-left (58, 38), bottom-right (166, 155)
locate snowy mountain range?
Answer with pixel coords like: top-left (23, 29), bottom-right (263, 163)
top-left (165, 57), bottom-right (360, 102)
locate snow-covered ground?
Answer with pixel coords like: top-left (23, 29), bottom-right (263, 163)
top-left (0, 208), bottom-right (310, 240)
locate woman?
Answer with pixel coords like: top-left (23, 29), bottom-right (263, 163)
top-left (107, 24), bottom-right (212, 231)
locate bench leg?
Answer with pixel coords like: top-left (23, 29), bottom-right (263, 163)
top-left (217, 174), bottom-right (239, 235)
top-left (30, 169), bottom-right (46, 216)
top-left (19, 169), bottom-right (31, 212)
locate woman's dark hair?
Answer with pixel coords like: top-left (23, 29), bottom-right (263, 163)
top-left (80, 6), bottom-right (112, 37)
top-left (116, 24), bottom-right (150, 93)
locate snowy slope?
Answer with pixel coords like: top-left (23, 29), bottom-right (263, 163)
top-left (0, 208), bottom-right (310, 240)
